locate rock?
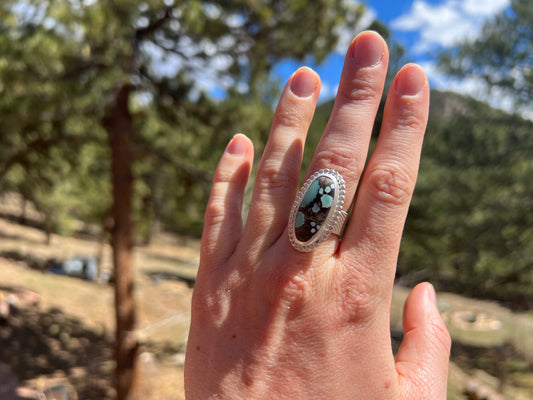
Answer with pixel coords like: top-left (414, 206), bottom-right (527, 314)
top-left (69, 367), bottom-right (86, 379)
top-left (14, 387), bottom-right (40, 399)
top-left (451, 310), bottom-right (502, 331)
top-left (12, 289), bottom-right (41, 306)
top-left (0, 301), bottom-right (9, 323)
top-left (139, 351), bottom-right (155, 364)
top-left (171, 352), bottom-right (186, 367)
top-left (465, 377), bottom-right (505, 400)
top-left (42, 384), bottom-right (73, 400)
top-left (22, 376), bottom-right (77, 400)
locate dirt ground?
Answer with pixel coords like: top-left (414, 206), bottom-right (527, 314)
top-left (1, 193), bottom-right (533, 399)
top-left (0, 195), bottom-right (195, 399)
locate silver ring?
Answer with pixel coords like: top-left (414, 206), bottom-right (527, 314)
top-left (288, 169), bottom-right (348, 252)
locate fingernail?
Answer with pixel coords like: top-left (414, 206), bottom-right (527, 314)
top-left (351, 32), bottom-right (384, 68)
top-left (290, 68), bottom-right (317, 98)
top-left (395, 64), bottom-right (426, 96)
top-left (426, 283), bottom-right (437, 306)
top-left (226, 134), bottom-right (248, 155)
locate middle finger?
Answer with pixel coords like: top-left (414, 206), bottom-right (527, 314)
top-left (304, 31), bottom-right (389, 251)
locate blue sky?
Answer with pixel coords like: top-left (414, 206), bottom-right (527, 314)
top-left (273, 0), bottom-right (511, 103)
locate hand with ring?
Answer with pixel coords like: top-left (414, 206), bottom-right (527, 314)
top-left (185, 31), bottom-right (451, 399)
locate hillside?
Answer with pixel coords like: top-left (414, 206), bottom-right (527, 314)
top-left (1, 207), bottom-right (533, 398)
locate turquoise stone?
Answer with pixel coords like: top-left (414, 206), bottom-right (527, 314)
top-left (295, 211), bottom-right (305, 228)
top-left (295, 175), bottom-right (336, 242)
top-left (301, 179), bottom-right (320, 207)
top-left (321, 194), bottom-right (333, 208)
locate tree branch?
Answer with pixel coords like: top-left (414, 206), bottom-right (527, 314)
top-left (0, 133), bottom-right (100, 182)
top-left (135, 7), bottom-right (173, 41)
top-left (134, 142), bottom-right (213, 184)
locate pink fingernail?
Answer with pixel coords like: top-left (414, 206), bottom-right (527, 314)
top-left (226, 134), bottom-right (247, 155)
top-left (426, 283), bottom-right (437, 306)
top-left (290, 68), bottom-right (317, 98)
top-left (395, 64), bottom-right (426, 96)
top-left (351, 31), bottom-right (384, 68)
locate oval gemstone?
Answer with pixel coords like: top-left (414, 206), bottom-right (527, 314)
top-left (294, 175), bottom-right (336, 242)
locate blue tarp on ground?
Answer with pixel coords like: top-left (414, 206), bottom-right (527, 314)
top-left (49, 257), bottom-right (98, 281)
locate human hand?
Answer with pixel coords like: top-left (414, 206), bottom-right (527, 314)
top-left (185, 31), bottom-right (451, 399)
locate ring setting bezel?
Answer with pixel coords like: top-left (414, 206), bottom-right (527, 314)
top-left (288, 169), bottom-right (346, 252)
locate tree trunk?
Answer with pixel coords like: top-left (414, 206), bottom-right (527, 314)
top-left (103, 84), bottom-right (139, 400)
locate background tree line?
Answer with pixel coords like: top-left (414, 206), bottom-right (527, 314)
top-left (0, 0), bottom-right (531, 398)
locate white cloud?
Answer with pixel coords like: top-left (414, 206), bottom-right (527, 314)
top-left (391, 0), bottom-right (510, 53)
top-left (419, 61), bottom-right (487, 96)
top-left (459, 0), bottom-right (510, 17)
top-left (389, 0), bottom-right (531, 117)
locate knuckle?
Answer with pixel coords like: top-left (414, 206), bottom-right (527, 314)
top-left (395, 105), bottom-right (427, 133)
top-left (190, 286), bottom-right (217, 316)
top-left (340, 73), bottom-right (380, 103)
top-left (214, 166), bottom-right (235, 183)
top-left (273, 103), bottom-right (307, 129)
top-left (191, 270), bottom-right (244, 327)
top-left (191, 290), bottom-right (228, 328)
top-left (314, 147), bottom-right (361, 179)
top-left (365, 166), bottom-right (414, 206)
top-left (204, 198), bottom-right (226, 225)
top-left (264, 269), bottom-right (311, 310)
top-left (334, 269), bottom-right (378, 325)
top-left (256, 154), bottom-right (299, 194)
top-left (190, 289), bottom-right (210, 313)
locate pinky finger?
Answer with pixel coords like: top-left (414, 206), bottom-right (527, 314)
top-left (200, 134), bottom-right (254, 268)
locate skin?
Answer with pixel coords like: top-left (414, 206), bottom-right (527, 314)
top-left (185, 31), bottom-right (451, 400)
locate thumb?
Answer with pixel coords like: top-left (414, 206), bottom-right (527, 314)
top-left (395, 282), bottom-right (451, 400)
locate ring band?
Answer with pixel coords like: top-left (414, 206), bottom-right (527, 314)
top-left (331, 209), bottom-right (349, 235)
top-left (288, 169), bottom-right (348, 252)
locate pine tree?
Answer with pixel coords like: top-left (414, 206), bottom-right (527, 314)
top-left (0, 1), bottom-right (370, 397)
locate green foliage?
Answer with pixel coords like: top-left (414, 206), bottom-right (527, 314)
top-left (435, 0), bottom-right (533, 306)
top-left (440, 0), bottom-right (533, 107)
top-left (401, 91), bottom-right (533, 308)
top-left (134, 92), bottom-right (273, 237)
top-left (0, 0), bottom-right (367, 238)
top-left (308, 90), bottom-right (533, 308)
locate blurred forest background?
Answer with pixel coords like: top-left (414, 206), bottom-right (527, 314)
top-left (0, 0), bottom-right (532, 399)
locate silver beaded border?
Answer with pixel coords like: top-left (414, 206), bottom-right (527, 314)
top-left (288, 169), bottom-right (346, 252)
